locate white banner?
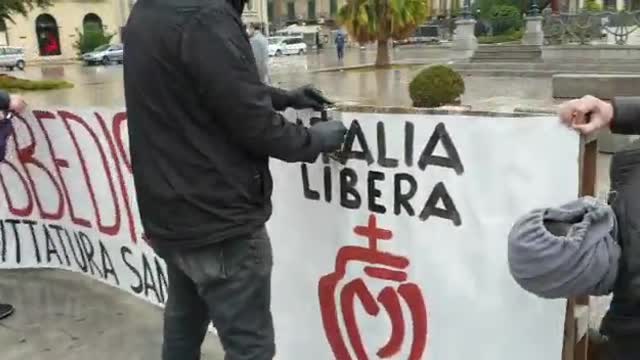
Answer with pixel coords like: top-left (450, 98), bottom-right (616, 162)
top-left (0, 108), bottom-right (580, 360)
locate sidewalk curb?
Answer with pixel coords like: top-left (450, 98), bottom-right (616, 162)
top-left (28, 59), bottom-right (83, 66)
top-left (312, 58), bottom-right (640, 78)
top-left (512, 107), bottom-right (556, 114)
top-left (311, 59), bottom-right (451, 73)
top-left (312, 63), bottom-right (376, 73)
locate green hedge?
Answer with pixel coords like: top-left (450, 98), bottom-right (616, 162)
top-left (74, 23), bottom-right (115, 56)
top-left (490, 5), bottom-right (523, 35)
top-left (0, 75), bottom-right (73, 91)
top-left (478, 29), bottom-right (524, 44)
top-left (583, 0), bottom-right (602, 11)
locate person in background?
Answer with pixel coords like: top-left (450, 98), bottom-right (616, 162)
top-left (315, 32), bottom-right (322, 53)
top-left (0, 91), bottom-right (27, 321)
top-left (248, 23), bottom-right (270, 84)
top-left (335, 31), bottom-right (346, 62)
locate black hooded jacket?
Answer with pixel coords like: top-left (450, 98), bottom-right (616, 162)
top-left (601, 139), bottom-right (640, 336)
top-left (123, 0), bottom-right (325, 249)
top-left (600, 97), bottom-right (640, 337)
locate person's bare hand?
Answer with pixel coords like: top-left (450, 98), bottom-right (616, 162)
top-left (558, 95), bottom-right (613, 135)
top-left (9, 94), bottom-right (26, 114)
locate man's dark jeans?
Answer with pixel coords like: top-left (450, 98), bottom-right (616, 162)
top-left (156, 227), bottom-right (274, 360)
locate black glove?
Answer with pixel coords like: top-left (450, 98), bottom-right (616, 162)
top-left (309, 120), bottom-right (347, 152)
top-left (288, 85), bottom-right (334, 111)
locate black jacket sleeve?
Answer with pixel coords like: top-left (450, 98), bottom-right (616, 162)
top-left (268, 86), bottom-right (291, 111)
top-left (0, 91), bottom-right (10, 111)
top-left (181, 7), bottom-right (322, 163)
top-left (612, 97), bottom-right (640, 135)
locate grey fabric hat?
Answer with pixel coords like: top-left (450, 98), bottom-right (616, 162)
top-left (508, 196), bottom-right (621, 299)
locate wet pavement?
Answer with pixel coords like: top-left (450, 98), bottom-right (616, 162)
top-left (0, 269), bottom-right (225, 360)
top-left (9, 46), bottom-right (555, 112)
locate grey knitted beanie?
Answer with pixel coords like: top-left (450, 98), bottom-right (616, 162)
top-left (508, 196), bottom-right (621, 299)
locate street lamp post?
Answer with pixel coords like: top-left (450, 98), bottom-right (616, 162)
top-left (462, 0), bottom-right (472, 19)
top-left (453, 0), bottom-right (478, 53)
top-left (522, 0), bottom-right (544, 47)
top-left (528, 0), bottom-right (540, 16)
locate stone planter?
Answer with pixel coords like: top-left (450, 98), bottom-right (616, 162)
top-left (437, 104), bottom-right (471, 112)
top-left (411, 98), bottom-right (466, 110)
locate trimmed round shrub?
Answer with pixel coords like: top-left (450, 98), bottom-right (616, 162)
top-left (409, 65), bottom-right (465, 108)
top-left (490, 5), bottom-right (522, 35)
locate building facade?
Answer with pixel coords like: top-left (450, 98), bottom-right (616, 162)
top-left (244, 0), bottom-right (270, 33)
top-left (566, 0), bottom-right (627, 11)
top-left (0, 0), bottom-right (268, 61)
top-left (268, 0), bottom-right (345, 27)
top-left (431, 0), bottom-right (461, 18)
top-left (267, 0), bottom-right (461, 29)
top-left (0, 0), bottom-right (132, 61)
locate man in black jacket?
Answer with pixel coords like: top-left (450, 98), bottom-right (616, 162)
top-left (560, 95), bottom-right (640, 360)
top-left (123, 0), bottom-right (346, 359)
top-left (0, 90), bottom-right (26, 322)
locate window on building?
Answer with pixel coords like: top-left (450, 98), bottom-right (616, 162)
top-left (268, 0), bottom-right (274, 19)
top-left (308, 0), bottom-right (316, 18)
top-left (451, 0), bottom-right (459, 15)
top-left (287, 2), bottom-right (296, 20)
top-left (246, 0), bottom-right (254, 11)
top-left (330, 0), bottom-right (338, 16)
top-left (83, 13), bottom-right (103, 33)
top-left (35, 14), bottom-right (61, 56)
top-left (0, 20), bottom-right (7, 46)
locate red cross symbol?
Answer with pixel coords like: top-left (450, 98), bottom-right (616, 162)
top-left (354, 214), bottom-right (392, 252)
top-left (318, 214), bottom-right (428, 359)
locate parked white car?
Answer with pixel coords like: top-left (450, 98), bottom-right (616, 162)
top-left (83, 44), bottom-right (124, 66)
top-left (268, 37), bottom-right (307, 57)
top-left (0, 47), bottom-right (25, 71)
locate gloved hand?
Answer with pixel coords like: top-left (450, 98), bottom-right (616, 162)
top-left (288, 85), bottom-right (334, 111)
top-left (309, 120), bottom-right (347, 152)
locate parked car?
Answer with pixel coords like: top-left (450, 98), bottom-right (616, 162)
top-left (83, 44), bottom-right (124, 66)
top-left (268, 37), bottom-right (307, 57)
top-left (0, 47), bottom-right (26, 71)
top-left (267, 36), bottom-right (287, 44)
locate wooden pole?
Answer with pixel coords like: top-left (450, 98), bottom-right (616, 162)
top-left (562, 135), bottom-right (597, 360)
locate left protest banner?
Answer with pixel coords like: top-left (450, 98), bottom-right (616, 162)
top-left (0, 108), bottom-right (168, 306)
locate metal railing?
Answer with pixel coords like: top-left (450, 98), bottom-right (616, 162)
top-left (542, 8), bottom-right (640, 45)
